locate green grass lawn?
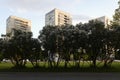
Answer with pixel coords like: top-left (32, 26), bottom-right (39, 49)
top-left (0, 61), bottom-right (120, 72)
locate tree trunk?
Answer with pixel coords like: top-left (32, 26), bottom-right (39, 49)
top-left (93, 59), bottom-right (96, 67)
top-left (56, 57), bottom-right (60, 67)
top-left (48, 59), bottom-right (53, 68)
top-left (64, 60), bottom-right (68, 68)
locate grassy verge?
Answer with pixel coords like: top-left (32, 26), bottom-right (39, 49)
top-left (0, 61), bottom-right (120, 72)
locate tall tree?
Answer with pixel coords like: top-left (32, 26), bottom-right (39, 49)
top-left (86, 20), bottom-right (105, 67)
top-left (0, 38), bottom-right (4, 62)
top-left (28, 38), bottom-right (42, 68)
top-left (38, 26), bottom-right (59, 67)
top-left (112, 0), bottom-right (120, 26)
top-left (3, 29), bottom-right (33, 68)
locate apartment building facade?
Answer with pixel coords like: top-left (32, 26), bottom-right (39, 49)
top-left (6, 16), bottom-right (31, 36)
top-left (45, 8), bottom-right (72, 26)
top-left (93, 16), bottom-right (111, 28)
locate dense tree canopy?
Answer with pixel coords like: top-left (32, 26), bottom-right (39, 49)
top-left (0, 19), bottom-right (118, 68)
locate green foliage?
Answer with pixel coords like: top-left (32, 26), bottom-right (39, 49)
top-left (112, 1), bottom-right (120, 27)
top-left (1, 19), bottom-right (118, 69)
top-left (2, 29), bottom-right (34, 67)
top-left (0, 38), bottom-right (4, 62)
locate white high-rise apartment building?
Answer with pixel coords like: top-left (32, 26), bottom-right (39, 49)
top-left (45, 8), bottom-right (72, 26)
top-left (6, 16), bottom-right (31, 35)
top-left (93, 16), bottom-right (111, 28)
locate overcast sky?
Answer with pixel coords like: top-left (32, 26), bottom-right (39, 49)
top-left (0, 0), bottom-right (119, 38)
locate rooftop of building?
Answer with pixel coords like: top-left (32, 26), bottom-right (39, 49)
top-left (45, 8), bottom-right (71, 17)
top-left (6, 15), bottom-right (31, 22)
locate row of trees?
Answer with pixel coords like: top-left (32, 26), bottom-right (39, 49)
top-left (0, 20), bottom-right (120, 68)
top-left (38, 20), bottom-right (120, 68)
top-left (0, 29), bottom-right (42, 68)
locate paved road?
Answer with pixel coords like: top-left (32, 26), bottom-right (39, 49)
top-left (0, 72), bottom-right (120, 80)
